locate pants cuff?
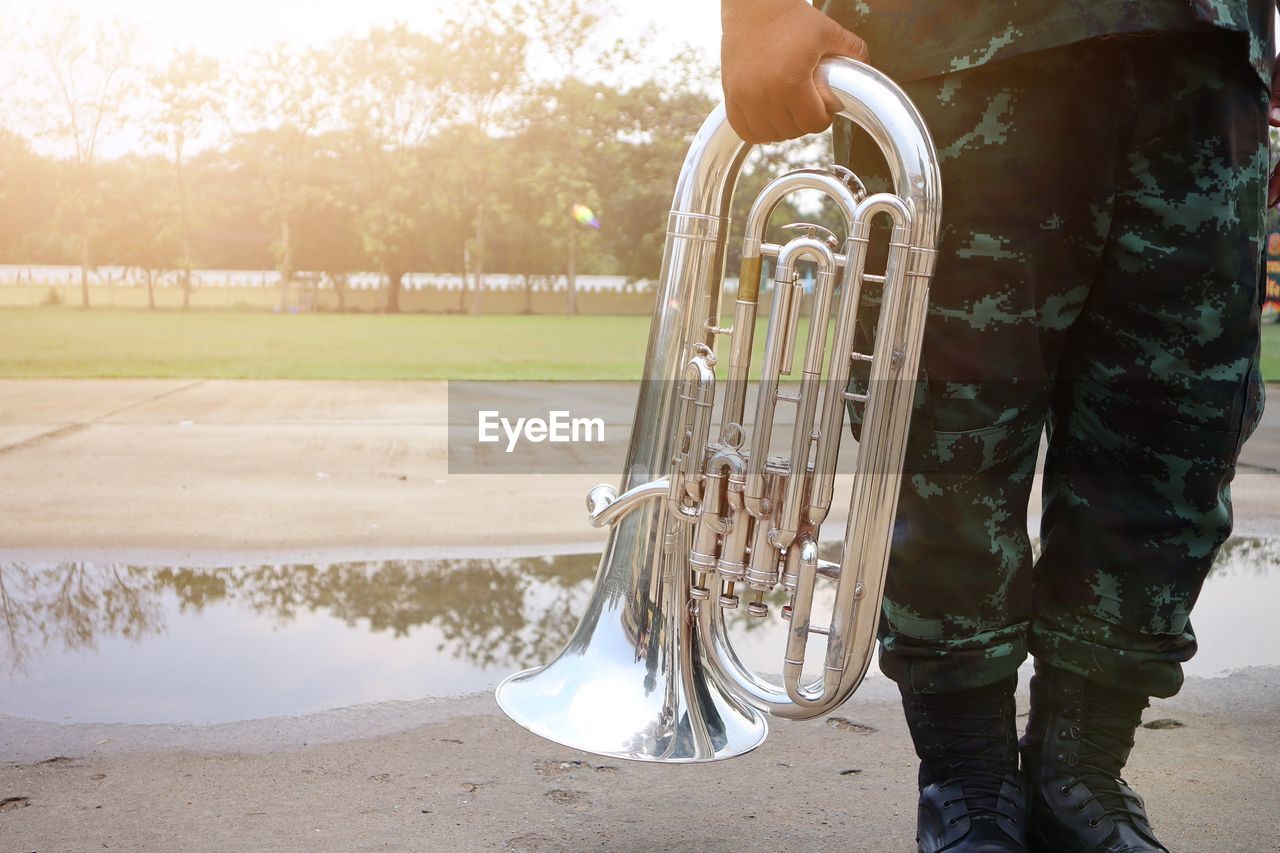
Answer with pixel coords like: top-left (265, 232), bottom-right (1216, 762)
top-left (878, 623), bottom-right (1028, 694)
top-left (1028, 618), bottom-right (1191, 698)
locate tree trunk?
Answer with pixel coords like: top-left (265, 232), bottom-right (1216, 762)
top-left (523, 273), bottom-right (533, 315)
top-left (179, 151), bottom-right (193, 310)
top-left (332, 273), bottom-right (346, 312)
top-left (567, 225), bottom-right (577, 315)
top-left (278, 217), bottom-right (294, 311)
top-left (460, 244), bottom-right (470, 313)
top-left (470, 203), bottom-right (485, 315)
top-left (181, 237), bottom-right (193, 310)
top-left (79, 232), bottom-right (91, 309)
top-left (385, 269), bottom-right (403, 314)
top-left (145, 269), bottom-right (155, 310)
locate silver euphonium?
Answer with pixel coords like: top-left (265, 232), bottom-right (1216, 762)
top-left (496, 57), bottom-right (941, 762)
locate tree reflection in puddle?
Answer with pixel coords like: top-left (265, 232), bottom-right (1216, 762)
top-left (0, 538), bottom-right (1276, 724)
top-left (0, 555), bottom-right (600, 678)
top-left (0, 563), bottom-right (164, 673)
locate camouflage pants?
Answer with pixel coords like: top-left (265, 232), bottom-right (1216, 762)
top-left (841, 32), bottom-right (1268, 698)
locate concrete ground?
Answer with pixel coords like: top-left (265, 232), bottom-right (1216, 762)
top-left (1, 379), bottom-right (1277, 557)
top-left (1, 380), bottom-right (1277, 851)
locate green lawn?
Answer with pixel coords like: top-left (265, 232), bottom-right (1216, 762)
top-left (1, 307), bottom-right (1278, 381)
top-left (1263, 320), bottom-right (1280, 381)
top-left (0, 308), bottom-right (654, 380)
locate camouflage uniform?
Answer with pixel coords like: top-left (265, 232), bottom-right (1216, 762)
top-left (829, 1), bottom-right (1273, 698)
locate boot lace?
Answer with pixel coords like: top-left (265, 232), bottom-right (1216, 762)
top-left (915, 700), bottom-right (1023, 827)
top-left (1055, 691), bottom-right (1148, 827)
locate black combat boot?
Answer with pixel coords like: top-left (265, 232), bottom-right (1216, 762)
top-left (1020, 662), bottom-right (1168, 852)
top-left (901, 677), bottom-right (1029, 852)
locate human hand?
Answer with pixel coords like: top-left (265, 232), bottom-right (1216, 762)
top-left (721, 0), bottom-right (868, 144)
top-left (1269, 53), bottom-right (1280, 206)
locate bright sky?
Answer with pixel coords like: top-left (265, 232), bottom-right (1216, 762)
top-left (5, 0), bottom-right (721, 73)
top-left (2, 0), bottom-right (722, 156)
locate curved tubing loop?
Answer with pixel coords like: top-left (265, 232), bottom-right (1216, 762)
top-left (726, 170), bottom-right (860, 502)
top-left (585, 478), bottom-right (671, 529)
top-left (739, 235), bottom-right (835, 529)
top-left (671, 349), bottom-right (718, 508)
top-left (739, 170), bottom-right (860, 262)
top-left (692, 57), bottom-right (941, 720)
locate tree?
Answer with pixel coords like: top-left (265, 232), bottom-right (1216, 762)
top-left (235, 45), bottom-right (336, 309)
top-left (98, 157), bottom-right (181, 309)
top-left (334, 25), bottom-right (450, 313)
top-left (0, 132), bottom-right (52, 262)
top-left (146, 50), bottom-right (222, 309)
top-left (0, 16), bottom-right (837, 305)
top-left (0, 7), bottom-right (30, 135)
top-left (292, 145), bottom-right (362, 311)
top-left (34, 10), bottom-right (137, 307)
top-left (518, 0), bottom-right (624, 312)
top-left (442, 2), bottom-right (530, 314)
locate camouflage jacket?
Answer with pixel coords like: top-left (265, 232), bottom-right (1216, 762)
top-left (820, 0), bottom-right (1275, 83)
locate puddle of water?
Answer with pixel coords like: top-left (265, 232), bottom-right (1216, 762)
top-left (1, 538), bottom-right (1277, 725)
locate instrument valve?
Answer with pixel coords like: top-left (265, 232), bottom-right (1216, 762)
top-left (830, 164), bottom-right (869, 203)
top-left (781, 221), bottom-right (840, 250)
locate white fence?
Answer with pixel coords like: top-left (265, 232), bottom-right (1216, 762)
top-left (0, 266), bottom-right (667, 294)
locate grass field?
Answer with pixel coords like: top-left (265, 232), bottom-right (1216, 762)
top-left (1263, 319), bottom-right (1280, 380)
top-left (1, 307), bottom-right (1278, 381)
top-left (0, 308), bottom-right (656, 380)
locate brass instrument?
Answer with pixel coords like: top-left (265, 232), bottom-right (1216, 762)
top-left (496, 56), bottom-right (942, 762)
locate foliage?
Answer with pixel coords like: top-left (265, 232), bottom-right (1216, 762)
top-left (28, 11), bottom-right (139, 307)
top-left (0, 6), bottom-right (852, 307)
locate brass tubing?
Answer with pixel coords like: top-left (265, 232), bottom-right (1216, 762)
top-left (743, 270), bottom-right (791, 518)
top-left (819, 196), bottom-right (917, 707)
top-left (717, 484), bottom-right (751, 580)
top-left (677, 352), bottom-right (718, 502)
top-left (691, 59), bottom-right (940, 725)
top-left (736, 171), bottom-right (862, 519)
top-left (719, 255), bottom-right (764, 436)
top-left (781, 536), bottom-right (820, 703)
top-left (496, 59), bottom-right (942, 760)
top-left (807, 229), bottom-right (871, 527)
top-left (772, 243), bottom-right (838, 549)
top-left (744, 467), bottom-right (783, 587)
top-left (691, 446), bottom-right (747, 580)
top-left (699, 193), bottom-right (935, 722)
